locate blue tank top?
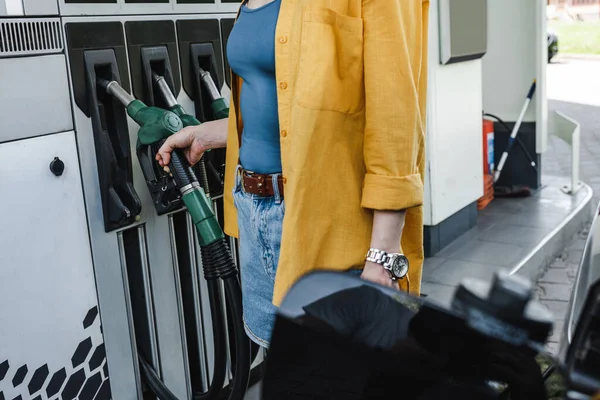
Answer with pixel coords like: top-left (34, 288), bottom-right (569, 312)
top-left (226, 0), bottom-right (282, 174)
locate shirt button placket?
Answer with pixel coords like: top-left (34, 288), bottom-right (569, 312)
top-left (276, 3), bottom-right (292, 178)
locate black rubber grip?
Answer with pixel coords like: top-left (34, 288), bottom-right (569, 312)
top-left (527, 81), bottom-right (537, 100)
top-left (200, 239), bottom-right (238, 280)
top-left (157, 138), bottom-right (198, 189)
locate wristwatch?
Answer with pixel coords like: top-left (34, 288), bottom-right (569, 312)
top-left (365, 248), bottom-right (409, 281)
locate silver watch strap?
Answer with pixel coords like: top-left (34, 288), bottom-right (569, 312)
top-left (365, 248), bottom-right (391, 267)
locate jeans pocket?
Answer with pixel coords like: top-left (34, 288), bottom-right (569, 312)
top-left (259, 199), bottom-right (284, 282)
top-left (232, 173), bottom-right (243, 210)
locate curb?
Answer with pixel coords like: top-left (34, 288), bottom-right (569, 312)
top-left (555, 53), bottom-right (600, 61)
top-left (509, 182), bottom-right (593, 282)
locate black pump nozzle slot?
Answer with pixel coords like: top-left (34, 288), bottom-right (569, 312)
top-left (189, 42), bottom-right (221, 123)
top-left (96, 77), bottom-right (111, 91)
top-left (189, 42), bottom-right (226, 197)
top-left (139, 46), bottom-right (177, 109)
top-left (128, 45), bottom-right (185, 216)
top-left (83, 49), bottom-right (142, 232)
top-left (175, 20), bottom-right (227, 197)
top-left (125, 20), bottom-right (181, 107)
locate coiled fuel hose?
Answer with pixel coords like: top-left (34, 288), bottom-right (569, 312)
top-left (97, 78), bottom-right (251, 400)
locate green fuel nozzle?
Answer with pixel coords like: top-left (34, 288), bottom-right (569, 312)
top-left (96, 78), bottom-right (224, 246)
top-left (97, 77), bottom-right (183, 144)
top-left (198, 68), bottom-right (229, 120)
top-left (151, 72), bottom-right (202, 129)
top-left (150, 72), bottom-right (213, 197)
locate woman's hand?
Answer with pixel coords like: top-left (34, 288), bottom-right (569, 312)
top-left (156, 118), bottom-right (229, 167)
top-left (361, 261), bottom-right (396, 288)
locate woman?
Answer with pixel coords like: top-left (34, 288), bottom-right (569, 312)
top-left (157, 0), bottom-right (430, 348)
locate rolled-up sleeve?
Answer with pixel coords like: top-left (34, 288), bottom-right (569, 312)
top-left (361, 0), bottom-right (428, 211)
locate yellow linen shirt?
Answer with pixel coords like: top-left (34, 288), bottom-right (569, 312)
top-left (223, 0), bottom-right (430, 306)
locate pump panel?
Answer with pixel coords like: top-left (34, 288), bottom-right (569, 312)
top-left (0, 131), bottom-right (110, 400)
top-left (1, 8), bottom-right (262, 400)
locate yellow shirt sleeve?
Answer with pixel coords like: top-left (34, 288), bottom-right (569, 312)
top-left (361, 0), bottom-right (428, 211)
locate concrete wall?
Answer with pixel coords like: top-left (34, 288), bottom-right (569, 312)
top-left (424, 0), bottom-right (484, 226)
top-left (482, 0), bottom-right (548, 153)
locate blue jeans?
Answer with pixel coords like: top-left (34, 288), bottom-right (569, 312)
top-left (233, 166), bottom-right (285, 348)
top-left (233, 166), bottom-right (364, 348)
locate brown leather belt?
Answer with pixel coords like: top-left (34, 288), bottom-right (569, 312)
top-left (240, 168), bottom-right (285, 198)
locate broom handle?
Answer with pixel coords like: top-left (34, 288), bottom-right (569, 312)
top-left (493, 79), bottom-right (537, 183)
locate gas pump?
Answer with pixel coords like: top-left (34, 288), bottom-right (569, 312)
top-left (96, 76), bottom-right (251, 400)
top-left (0, 2), bottom-right (257, 400)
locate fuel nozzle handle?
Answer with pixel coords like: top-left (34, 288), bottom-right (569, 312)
top-left (150, 72), bottom-right (211, 196)
top-left (151, 72), bottom-right (202, 128)
top-left (96, 77), bottom-right (224, 246)
top-left (199, 68), bottom-right (229, 120)
top-left (96, 78), bottom-right (195, 187)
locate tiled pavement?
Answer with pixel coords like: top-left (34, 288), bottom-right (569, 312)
top-left (421, 177), bottom-right (592, 313)
top-left (534, 57), bottom-right (600, 353)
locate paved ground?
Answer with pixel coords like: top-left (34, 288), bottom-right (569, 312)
top-left (535, 56), bottom-right (600, 353)
top-left (421, 179), bottom-right (591, 308)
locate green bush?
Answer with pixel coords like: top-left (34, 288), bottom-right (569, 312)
top-left (548, 21), bottom-right (600, 55)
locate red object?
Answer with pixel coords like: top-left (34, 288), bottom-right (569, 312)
top-left (482, 119), bottom-right (494, 175)
top-left (477, 175), bottom-right (495, 210)
top-left (478, 119), bottom-right (495, 210)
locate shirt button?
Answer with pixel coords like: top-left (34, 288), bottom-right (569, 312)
top-left (283, 177), bottom-right (287, 184)
top-left (279, 82), bottom-right (288, 90)
top-left (279, 36), bottom-right (288, 44)
top-left (280, 129), bottom-right (287, 137)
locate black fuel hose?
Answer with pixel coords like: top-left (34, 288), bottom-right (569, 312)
top-left (137, 141), bottom-right (250, 400)
top-left (136, 243), bottom-right (250, 400)
top-left (199, 241), bottom-right (251, 400)
top-left (195, 156), bottom-right (211, 198)
top-left (168, 147), bottom-right (197, 189)
top-left (138, 353), bottom-right (179, 400)
top-left (221, 276), bottom-right (251, 400)
top-left (194, 280), bottom-right (228, 400)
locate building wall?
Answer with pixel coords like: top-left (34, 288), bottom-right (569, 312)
top-left (424, 0), bottom-right (484, 226)
top-left (482, 0), bottom-right (548, 153)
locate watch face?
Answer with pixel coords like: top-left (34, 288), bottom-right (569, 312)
top-left (391, 256), bottom-right (409, 278)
